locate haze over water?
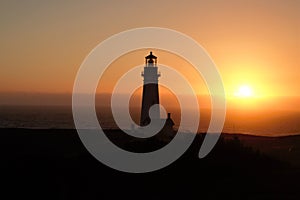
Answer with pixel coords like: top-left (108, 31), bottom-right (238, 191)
top-left (1, 105), bottom-right (299, 137)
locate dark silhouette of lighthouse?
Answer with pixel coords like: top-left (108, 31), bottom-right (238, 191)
top-left (140, 52), bottom-right (160, 126)
top-left (139, 51), bottom-right (175, 139)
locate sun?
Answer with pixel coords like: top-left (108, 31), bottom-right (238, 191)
top-left (234, 85), bottom-right (253, 98)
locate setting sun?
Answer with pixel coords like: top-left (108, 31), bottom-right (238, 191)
top-left (234, 85), bottom-right (253, 98)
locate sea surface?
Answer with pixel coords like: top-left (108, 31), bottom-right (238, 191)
top-left (0, 105), bottom-right (299, 136)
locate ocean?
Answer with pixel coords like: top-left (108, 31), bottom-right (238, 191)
top-left (0, 105), bottom-right (299, 136)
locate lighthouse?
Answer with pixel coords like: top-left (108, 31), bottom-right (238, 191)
top-left (140, 52), bottom-right (160, 126)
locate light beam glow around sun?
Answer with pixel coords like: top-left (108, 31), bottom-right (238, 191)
top-left (234, 85), bottom-right (253, 98)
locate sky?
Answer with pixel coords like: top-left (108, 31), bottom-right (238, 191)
top-left (0, 0), bottom-right (299, 108)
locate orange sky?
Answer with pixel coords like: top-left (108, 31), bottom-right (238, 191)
top-left (0, 1), bottom-right (299, 108)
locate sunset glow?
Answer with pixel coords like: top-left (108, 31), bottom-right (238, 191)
top-left (234, 85), bottom-right (254, 98)
top-left (0, 1), bottom-right (299, 125)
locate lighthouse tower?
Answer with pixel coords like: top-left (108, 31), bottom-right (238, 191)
top-left (140, 52), bottom-right (160, 126)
